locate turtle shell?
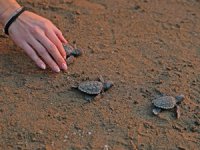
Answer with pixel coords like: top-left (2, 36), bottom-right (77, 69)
top-left (63, 44), bottom-right (73, 56)
top-left (78, 81), bottom-right (103, 95)
top-left (152, 96), bottom-right (177, 109)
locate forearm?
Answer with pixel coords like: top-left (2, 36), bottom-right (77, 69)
top-left (0, 0), bottom-right (21, 25)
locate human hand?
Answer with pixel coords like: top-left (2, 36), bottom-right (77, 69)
top-left (8, 11), bottom-right (68, 72)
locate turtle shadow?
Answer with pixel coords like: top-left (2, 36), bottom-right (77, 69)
top-left (69, 87), bottom-right (99, 103)
top-left (150, 104), bottom-right (178, 120)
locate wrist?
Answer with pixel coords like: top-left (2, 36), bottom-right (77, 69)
top-left (0, 3), bottom-right (21, 25)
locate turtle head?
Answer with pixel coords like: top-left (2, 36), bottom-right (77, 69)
top-left (103, 81), bottom-right (114, 91)
top-left (175, 94), bottom-right (185, 103)
top-left (71, 48), bottom-right (83, 57)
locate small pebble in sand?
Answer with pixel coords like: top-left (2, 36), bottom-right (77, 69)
top-left (64, 135), bottom-right (68, 139)
top-left (104, 145), bottom-right (109, 150)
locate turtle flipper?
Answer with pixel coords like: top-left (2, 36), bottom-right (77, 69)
top-left (152, 108), bottom-right (162, 115)
top-left (176, 105), bottom-right (181, 119)
top-left (71, 83), bottom-right (79, 89)
top-left (98, 75), bottom-right (105, 83)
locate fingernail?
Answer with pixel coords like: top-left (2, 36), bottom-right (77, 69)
top-left (64, 55), bottom-right (67, 59)
top-left (40, 64), bottom-right (46, 70)
top-left (54, 66), bottom-right (60, 73)
top-left (62, 63), bottom-right (68, 71)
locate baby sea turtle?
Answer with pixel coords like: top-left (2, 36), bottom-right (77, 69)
top-left (63, 43), bottom-right (83, 65)
top-left (152, 94), bottom-right (185, 119)
top-left (72, 76), bottom-right (113, 102)
top-left (63, 43), bottom-right (83, 57)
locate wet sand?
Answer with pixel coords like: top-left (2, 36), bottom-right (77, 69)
top-left (0, 0), bottom-right (200, 149)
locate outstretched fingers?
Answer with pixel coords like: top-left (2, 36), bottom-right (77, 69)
top-left (8, 11), bottom-right (69, 72)
top-left (54, 27), bottom-right (68, 44)
top-left (27, 36), bottom-right (61, 72)
top-left (46, 30), bottom-right (67, 59)
top-left (34, 31), bottom-right (67, 71)
top-left (21, 42), bottom-right (46, 70)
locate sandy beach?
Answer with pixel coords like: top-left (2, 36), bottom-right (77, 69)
top-left (0, 0), bottom-right (200, 149)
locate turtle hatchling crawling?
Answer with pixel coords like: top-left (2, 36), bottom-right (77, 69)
top-left (72, 76), bottom-right (113, 102)
top-left (63, 43), bottom-right (83, 65)
top-left (63, 43), bottom-right (83, 57)
top-left (152, 94), bottom-right (185, 119)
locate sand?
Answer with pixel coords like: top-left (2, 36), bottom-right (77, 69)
top-left (0, 0), bottom-right (200, 149)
